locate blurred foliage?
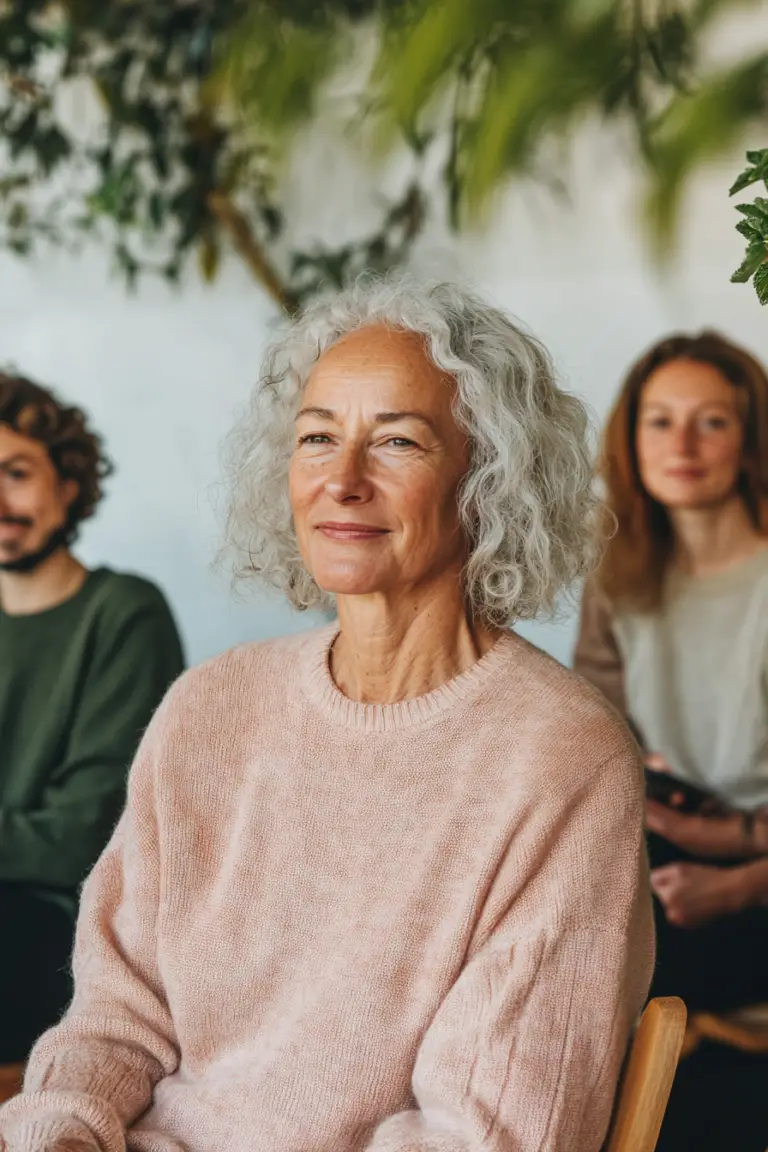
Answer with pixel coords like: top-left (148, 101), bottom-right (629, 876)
top-left (219, 0), bottom-right (768, 302)
top-left (1, 2), bottom-right (767, 306)
top-left (0, 0), bottom-right (423, 309)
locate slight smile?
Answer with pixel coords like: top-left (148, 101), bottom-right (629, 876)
top-left (316, 522), bottom-right (390, 541)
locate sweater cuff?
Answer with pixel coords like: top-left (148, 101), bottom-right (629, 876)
top-left (0, 1093), bottom-right (125, 1152)
top-left (366, 1109), bottom-right (470, 1151)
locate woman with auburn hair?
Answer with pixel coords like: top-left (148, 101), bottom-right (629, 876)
top-left (575, 329), bottom-right (768, 1151)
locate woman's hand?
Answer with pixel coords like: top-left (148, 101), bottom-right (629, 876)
top-left (650, 862), bottom-right (746, 929)
top-left (643, 751), bottom-right (752, 857)
top-left (645, 800), bottom-right (747, 858)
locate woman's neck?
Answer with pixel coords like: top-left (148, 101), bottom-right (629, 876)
top-left (669, 495), bottom-right (767, 578)
top-left (332, 583), bottom-right (501, 705)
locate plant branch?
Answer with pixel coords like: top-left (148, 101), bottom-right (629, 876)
top-left (207, 190), bottom-right (294, 312)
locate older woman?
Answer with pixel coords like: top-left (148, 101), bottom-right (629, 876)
top-left (0, 278), bottom-right (652, 1152)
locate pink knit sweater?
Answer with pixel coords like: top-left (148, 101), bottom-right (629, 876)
top-left (0, 626), bottom-right (653, 1152)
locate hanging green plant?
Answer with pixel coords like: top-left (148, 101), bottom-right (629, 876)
top-left (0, 2), bottom-right (766, 306)
top-left (731, 149), bottom-right (768, 304)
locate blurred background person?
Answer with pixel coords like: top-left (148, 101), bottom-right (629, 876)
top-left (0, 371), bottom-right (184, 1064)
top-left (0, 279), bottom-right (652, 1152)
top-left (575, 331), bottom-right (768, 1152)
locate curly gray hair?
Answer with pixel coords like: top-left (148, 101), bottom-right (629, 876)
top-left (221, 274), bottom-right (600, 625)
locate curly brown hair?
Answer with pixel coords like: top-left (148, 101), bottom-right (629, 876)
top-left (598, 330), bottom-right (768, 611)
top-left (0, 371), bottom-right (113, 541)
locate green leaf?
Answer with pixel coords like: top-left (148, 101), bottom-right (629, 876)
top-left (8, 235), bottom-right (31, 257)
top-left (731, 168), bottom-right (763, 196)
top-left (148, 192), bottom-right (165, 230)
top-left (731, 239), bottom-right (767, 283)
top-left (8, 110), bottom-right (39, 158)
top-left (730, 151), bottom-right (768, 196)
top-left (753, 262), bottom-right (768, 304)
top-left (736, 218), bottom-right (760, 241)
top-left (375, 0), bottom-right (494, 128)
top-left (646, 54), bottom-right (768, 250)
top-left (212, 10), bottom-right (342, 133)
top-left (152, 147), bottom-right (169, 181)
top-left (8, 201), bottom-right (28, 229)
top-left (198, 231), bottom-right (220, 282)
top-left (133, 102), bottom-right (162, 137)
top-left (259, 204), bottom-right (283, 240)
top-left (0, 174), bottom-right (30, 198)
top-left (36, 126), bottom-right (71, 174)
top-left (114, 242), bottom-right (139, 289)
top-left (735, 200), bottom-right (768, 228)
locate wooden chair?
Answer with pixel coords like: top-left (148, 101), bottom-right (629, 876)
top-left (605, 997), bottom-right (687, 1152)
top-left (683, 1004), bottom-right (768, 1059)
top-left (0, 1062), bottom-right (24, 1105)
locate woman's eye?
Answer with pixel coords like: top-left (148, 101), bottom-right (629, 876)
top-left (8, 470), bottom-right (29, 480)
top-left (298, 434), bottom-right (332, 445)
top-left (701, 417), bottom-right (728, 431)
top-left (384, 437), bottom-right (417, 448)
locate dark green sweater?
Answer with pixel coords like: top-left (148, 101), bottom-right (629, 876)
top-left (0, 567), bottom-right (184, 910)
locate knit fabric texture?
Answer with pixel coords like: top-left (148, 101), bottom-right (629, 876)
top-left (0, 625), bottom-right (654, 1152)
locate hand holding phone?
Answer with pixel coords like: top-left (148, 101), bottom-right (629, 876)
top-left (644, 763), bottom-right (724, 816)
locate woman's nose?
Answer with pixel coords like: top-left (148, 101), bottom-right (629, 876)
top-left (671, 424), bottom-right (697, 456)
top-left (324, 448), bottom-right (374, 504)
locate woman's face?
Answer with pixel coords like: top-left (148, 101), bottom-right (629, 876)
top-left (289, 325), bottom-right (469, 600)
top-left (635, 358), bottom-right (745, 512)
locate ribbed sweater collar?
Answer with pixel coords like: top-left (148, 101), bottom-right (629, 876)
top-left (298, 624), bottom-right (518, 733)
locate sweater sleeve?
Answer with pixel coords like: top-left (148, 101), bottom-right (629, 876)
top-left (0, 594), bottom-right (184, 890)
top-left (365, 738), bottom-right (655, 1152)
top-left (0, 696), bottom-right (180, 1152)
top-left (573, 578), bottom-right (627, 718)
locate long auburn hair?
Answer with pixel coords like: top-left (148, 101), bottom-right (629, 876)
top-left (598, 330), bottom-right (768, 611)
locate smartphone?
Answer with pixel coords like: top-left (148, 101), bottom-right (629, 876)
top-left (644, 768), bottom-right (721, 815)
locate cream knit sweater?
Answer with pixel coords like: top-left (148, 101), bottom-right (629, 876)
top-left (0, 626), bottom-right (653, 1152)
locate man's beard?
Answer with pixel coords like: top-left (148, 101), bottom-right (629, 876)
top-left (0, 522), bottom-right (71, 573)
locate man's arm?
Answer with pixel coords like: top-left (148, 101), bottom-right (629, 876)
top-left (0, 694), bottom-right (181, 1152)
top-left (0, 592), bottom-right (184, 889)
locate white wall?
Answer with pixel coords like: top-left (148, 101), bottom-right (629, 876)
top-left (2, 96), bottom-right (767, 669)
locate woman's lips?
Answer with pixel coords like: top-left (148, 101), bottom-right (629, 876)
top-left (317, 523), bottom-right (389, 540)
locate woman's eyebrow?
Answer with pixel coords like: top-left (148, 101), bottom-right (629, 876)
top-left (296, 407), bottom-right (438, 433)
top-left (297, 406), bottom-right (335, 420)
top-left (374, 411), bottom-right (437, 432)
